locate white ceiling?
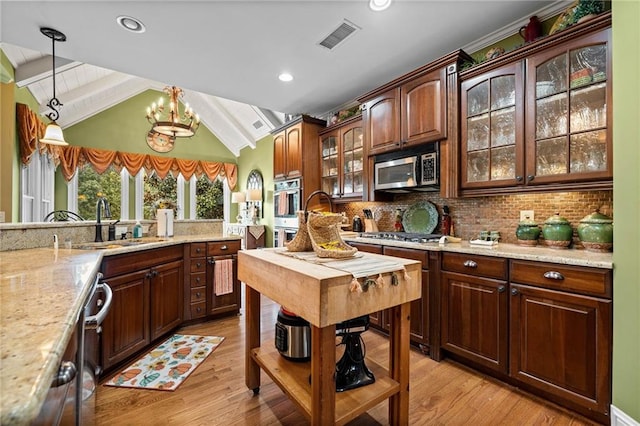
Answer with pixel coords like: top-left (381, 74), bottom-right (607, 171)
top-left (0, 0), bottom-right (566, 156)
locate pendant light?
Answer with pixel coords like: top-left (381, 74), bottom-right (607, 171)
top-left (39, 27), bottom-right (69, 146)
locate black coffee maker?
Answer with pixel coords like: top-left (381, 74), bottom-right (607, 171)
top-left (335, 315), bottom-right (374, 392)
top-left (352, 215), bottom-right (363, 233)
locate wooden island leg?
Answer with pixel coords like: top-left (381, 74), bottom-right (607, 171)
top-left (388, 302), bottom-right (411, 425)
top-left (310, 324), bottom-right (336, 425)
top-left (245, 285), bottom-right (261, 393)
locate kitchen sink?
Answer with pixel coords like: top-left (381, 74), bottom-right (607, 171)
top-left (73, 238), bottom-right (169, 250)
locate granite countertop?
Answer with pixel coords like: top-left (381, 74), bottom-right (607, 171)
top-left (344, 236), bottom-right (613, 269)
top-left (0, 234), bottom-right (240, 425)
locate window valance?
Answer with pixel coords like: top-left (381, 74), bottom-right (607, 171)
top-left (17, 103), bottom-right (237, 190)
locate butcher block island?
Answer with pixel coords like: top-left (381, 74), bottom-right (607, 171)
top-left (238, 248), bottom-right (422, 426)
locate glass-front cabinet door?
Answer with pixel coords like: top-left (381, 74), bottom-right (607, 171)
top-left (526, 30), bottom-right (611, 184)
top-left (341, 122), bottom-right (364, 198)
top-left (461, 63), bottom-right (523, 189)
top-left (321, 131), bottom-right (339, 196)
top-left (320, 118), bottom-right (363, 200)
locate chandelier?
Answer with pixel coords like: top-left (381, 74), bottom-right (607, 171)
top-left (146, 86), bottom-right (200, 138)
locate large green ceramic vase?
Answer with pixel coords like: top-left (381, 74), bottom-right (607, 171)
top-left (541, 212), bottom-right (573, 249)
top-left (515, 217), bottom-right (540, 246)
top-left (577, 210), bottom-right (613, 252)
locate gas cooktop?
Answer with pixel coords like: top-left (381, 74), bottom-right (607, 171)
top-left (359, 232), bottom-right (443, 243)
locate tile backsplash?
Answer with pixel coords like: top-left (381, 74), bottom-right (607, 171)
top-left (336, 190), bottom-right (613, 246)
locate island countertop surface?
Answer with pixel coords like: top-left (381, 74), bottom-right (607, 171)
top-left (0, 234), bottom-right (239, 425)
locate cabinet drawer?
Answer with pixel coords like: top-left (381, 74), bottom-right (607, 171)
top-left (442, 252), bottom-right (507, 280)
top-left (190, 243), bottom-right (206, 257)
top-left (510, 260), bottom-right (612, 298)
top-left (208, 240), bottom-right (240, 256)
top-left (383, 247), bottom-right (428, 269)
top-left (190, 259), bottom-right (207, 273)
top-left (190, 272), bottom-right (206, 288)
top-left (190, 287), bottom-right (206, 303)
top-left (190, 302), bottom-right (206, 319)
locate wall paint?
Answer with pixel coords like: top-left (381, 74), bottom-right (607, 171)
top-left (63, 89), bottom-right (237, 162)
top-left (612, 0), bottom-right (640, 420)
top-left (237, 133), bottom-right (274, 247)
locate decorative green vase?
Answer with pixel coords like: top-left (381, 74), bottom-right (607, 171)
top-left (515, 218), bottom-right (540, 246)
top-left (541, 212), bottom-right (573, 249)
top-left (577, 210), bottom-right (613, 252)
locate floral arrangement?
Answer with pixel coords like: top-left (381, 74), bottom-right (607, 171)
top-left (154, 199), bottom-right (178, 212)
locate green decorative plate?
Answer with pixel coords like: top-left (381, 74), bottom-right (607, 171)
top-left (402, 201), bottom-right (439, 234)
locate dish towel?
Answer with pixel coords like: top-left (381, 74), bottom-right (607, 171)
top-left (277, 192), bottom-right (288, 216)
top-left (214, 259), bottom-right (234, 296)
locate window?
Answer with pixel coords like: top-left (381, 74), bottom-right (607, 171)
top-left (20, 150), bottom-right (55, 222)
top-left (77, 165), bottom-right (122, 220)
top-left (143, 172), bottom-right (178, 220)
top-left (195, 175), bottom-right (224, 219)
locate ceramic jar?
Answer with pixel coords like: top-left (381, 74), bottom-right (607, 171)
top-left (577, 210), bottom-right (613, 252)
top-left (541, 212), bottom-right (573, 249)
top-left (516, 217), bottom-right (540, 246)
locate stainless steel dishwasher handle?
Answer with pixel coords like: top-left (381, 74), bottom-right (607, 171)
top-left (85, 280), bottom-right (113, 329)
top-left (51, 361), bottom-right (77, 387)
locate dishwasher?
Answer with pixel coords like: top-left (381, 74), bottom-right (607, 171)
top-left (35, 273), bottom-right (112, 425)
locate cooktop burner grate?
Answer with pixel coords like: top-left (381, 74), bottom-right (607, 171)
top-left (359, 232), bottom-right (443, 243)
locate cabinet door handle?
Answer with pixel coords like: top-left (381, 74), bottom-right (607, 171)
top-left (196, 277), bottom-right (201, 284)
top-left (196, 262), bottom-right (202, 268)
top-left (543, 271), bottom-right (565, 280)
top-left (511, 288), bottom-right (519, 296)
top-left (145, 272), bottom-right (152, 279)
top-left (516, 175), bottom-right (523, 182)
top-left (196, 247), bottom-right (201, 253)
top-left (151, 269), bottom-right (158, 278)
top-left (463, 260), bottom-right (478, 268)
top-left (196, 307), bottom-right (202, 313)
top-left (527, 175), bottom-right (535, 182)
top-left (196, 292), bottom-right (201, 298)
top-left (208, 258), bottom-right (215, 265)
top-left (220, 245), bottom-right (228, 250)
top-left (497, 285), bottom-right (506, 293)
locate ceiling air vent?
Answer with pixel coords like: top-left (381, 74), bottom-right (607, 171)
top-left (252, 120), bottom-right (264, 130)
top-left (318, 20), bottom-right (360, 50)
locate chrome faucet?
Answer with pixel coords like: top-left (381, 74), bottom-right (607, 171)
top-left (94, 197), bottom-right (112, 242)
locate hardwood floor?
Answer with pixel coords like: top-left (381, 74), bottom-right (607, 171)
top-left (96, 295), bottom-right (599, 425)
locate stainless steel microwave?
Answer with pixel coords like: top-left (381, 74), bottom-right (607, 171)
top-left (374, 144), bottom-right (439, 192)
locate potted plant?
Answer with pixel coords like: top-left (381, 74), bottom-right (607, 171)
top-left (572, 0), bottom-right (605, 24)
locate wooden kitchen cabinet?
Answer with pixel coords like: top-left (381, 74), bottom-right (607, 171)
top-left (383, 247), bottom-right (430, 352)
top-left (509, 260), bottom-right (612, 423)
top-left (361, 68), bottom-right (446, 156)
top-left (272, 115), bottom-right (325, 181)
top-left (460, 14), bottom-right (612, 195)
top-left (440, 252), bottom-right (509, 374)
top-left (207, 240), bottom-right (241, 316)
top-left (319, 115), bottom-right (364, 201)
top-left (101, 246), bottom-right (183, 371)
top-left (186, 242), bottom-right (207, 320)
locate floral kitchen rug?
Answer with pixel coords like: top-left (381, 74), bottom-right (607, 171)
top-left (104, 334), bottom-right (224, 391)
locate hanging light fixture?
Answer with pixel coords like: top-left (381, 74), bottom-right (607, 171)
top-left (39, 27), bottom-right (69, 146)
top-left (146, 86), bottom-right (201, 139)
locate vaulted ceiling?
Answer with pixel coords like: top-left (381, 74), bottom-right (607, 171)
top-left (1, 1), bottom-right (565, 157)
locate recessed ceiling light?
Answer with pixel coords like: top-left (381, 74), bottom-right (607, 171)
top-left (278, 73), bottom-right (293, 82)
top-left (369, 0), bottom-right (392, 12)
top-left (116, 15), bottom-right (146, 33)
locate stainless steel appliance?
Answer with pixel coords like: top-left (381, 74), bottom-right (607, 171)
top-left (374, 143), bottom-right (439, 192)
top-left (273, 227), bottom-right (297, 248)
top-left (359, 231), bottom-right (443, 243)
top-left (274, 308), bottom-right (311, 361)
top-left (33, 273), bottom-right (112, 426)
top-left (273, 178), bottom-right (302, 229)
